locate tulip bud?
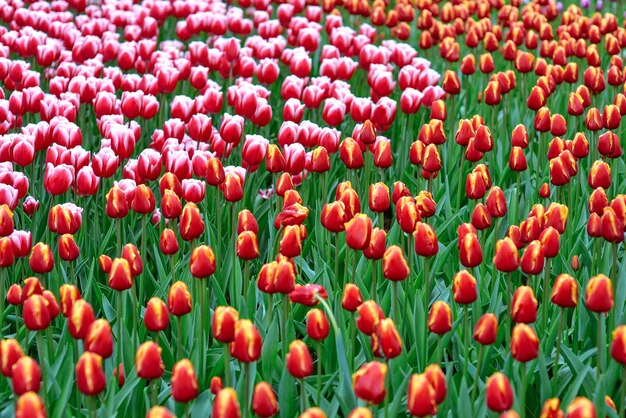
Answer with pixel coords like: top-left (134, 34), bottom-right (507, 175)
top-left (459, 232), bottom-right (483, 268)
top-left (369, 183), bottom-right (390, 213)
top-left (428, 301), bottom-right (452, 334)
top-left (289, 284), bottom-right (328, 306)
top-left (342, 284), bottom-right (363, 312)
top-left (453, 270), bottom-right (477, 304)
top-left (161, 190), bottom-right (182, 219)
top-left (108, 258), bottom-right (133, 291)
top-left (321, 202), bottom-right (347, 233)
top-left (7, 284), bottom-right (22, 306)
top-left (106, 186), bottom-right (129, 218)
top-left (210, 376), bottom-right (223, 395)
top-left (171, 359), bottom-right (199, 403)
top-left (601, 207), bottom-right (624, 243)
top-left (146, 406), bottom-right (175, 418)
top-left (279, 225), bottom-right (302, 258)
top-left (413, 222), bottom-right (438, 257)
top-left (352, 361), bottom-right (387, 405)
top-left (606, 324), bottom-right (626, 368)
top-left (121, 244), bottom-right (143, 276)
top-left (180, 203), bottom-right (205, 242)
top-left (520, 240), bottom-right (545, 275)
top-left (159, 228), bottom-right (179, 256)
top-left (15, 392), bottom-right (46, 418)
top-left (84, 319), bottom-right (113, 359)
top-left (23, 295), bottom-right (51, 331)
top-left (29, 242), bottom-right (54, 274)
top-left (382, 245), bottom-right (409, 282)
top-left (76, 352), bottom-right (106, 395)
top-left (407, 373), bottom-right (437, 416)
top-left (585, 274), bottom-right (613, 313)
top-left (373, 318), bottom-right (402, 359)
top-left (213, 388), bottom-right (241, 418)
top-left (345, 214), bottom-right (373, 250)
top-left (485, 372), bottom-right (514, 412)
top-left (58, 234), bottom-right (79, 262)
top-left (135, 341), bottom-right (164, 380)
top-left (189, 245), bottom-right (216, 278)
top-left (511, 323), bottom-right (539, 362)
top-left (512, 286), bottom-right (538, 324)
top-left (300, 407), bottom-right (327, 418)
top-left (286, 340), bottom-right (314, 378)
top-left (550, 274), bottom-right (578, 308)
top-left (565, 397), bottom-right (596, 418)
top-left (142, 298), bottom-right (170, 334)
top-left (252, 382), bottom-right (279, 418)
top-left (230, 319), bottom-right (262, 363)
top-left (473, 313), bottom-right (498, 345)
top-left (168, 281), bottom-right (192, 317)
top-left (348, 408), bottom-right (373, 418)
top-left (212, 306), bottom-right (239, 343)
top-left (352, 292), bottom-right (385, 331)
top-left (306, 309), bottom-right (330, 341)
top-left (11, 356), bottom-right (41, 395)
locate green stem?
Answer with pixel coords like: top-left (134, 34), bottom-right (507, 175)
top-left (223, 344), bottom-right (232, 387)
top-left (116, 291), bottom-right (123, 373)
top-left (281, 294), bottom-right (290, 355)
top-left (621, 366), bottom-right (626, 418)
top-left (334, 234), bottom-right (340, 286)
top-left (244, 362), bottom-right (251, 418)
top-left (90, 395), bottom-right (96, 418)
top-left (151, 379), bottom-right (158, 406)
top-left (392, 281), bottom-right (398, 322)
top-left (471, 344), bottom-right (484, 405)
top-left (553, 309), bottom-right (564, 395)
top-left (506, 273), bottom-right (512, 347)
top-left (243, 260), bottom-right (250, 302)
top-left (0, 268), bottom-right (5, 339)
top-left (456, 154), bottom-right (465, 210)
top-left (177, 316), bottom-right (183, 359)
top-left (597, 313), bottom-right (604, 375)
top-left (349, 314), bottom-right (356, 372)
top-left (132, 282), bottom-right (139, 346)
top-left (436, 335), bottom-right (443, 365)
top-left (300, 378), bottom-right (306, 413)
top-left (462, 306), bottom-right (470, 378)
top-left (371, 261), bottom-right (378, 302)
top-left (140, 214), bottom-right (147, 303)
top-left (116, 218), bottom-right (122, 257)
top-left (424, 257), bottom-right (430, 309)
top-left (37, 332), bottom-right (49, 409)
top-left (520, 363), bottom-right (526, 418)
top-left (316, 341), bottom-right (322, 406)
top-left (542, 258), bottom-right (551, 329)
top-left (351, 249), bottom-right (357, 284)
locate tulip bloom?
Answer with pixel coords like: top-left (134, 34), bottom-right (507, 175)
top-left (11, 356), bottom-right (41, 395)
top-left (511, 323), bottom-right (539, 362)
top-left (585, 274), bottom-right (613, 313)
top-left (407, 373), bottom-right (437, 417)
top-left (286, 340), bottom-right (314, 378)
top-left (485, 372), bottom-right (514, 412)
top-left (76, 352), bottom-right (106, 396)
top-left (382, 245), bottom-right (409, 282)
top-left (171, 359), bottom-right (199, 403)
top-left (345, 214), bottom-right (372, 251)
top-left (230, 319), bottom-right (262, 363)
top-left (428, 301), bottom-right (452, 335)
top-left (352, 362), bottom-right (387, 405)
top-left (135, 341), bottom-right (164, 380)
top-left (252, 382), bottom-right (279, 418)
top-left (452, 270), bottom-right (477, 305)
top-left (213, 388), bottom-right (241, 418)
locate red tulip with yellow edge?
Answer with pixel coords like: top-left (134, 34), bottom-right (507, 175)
top-left (373, 318), bottom-right (402, 359)
top-left (345, 213), bottom-right (372, 251)
top-left (58, 234), bottom-right (79, 262)
top-left (485, 372), bottom-right (514, 412)
top-left (252, 381), bottom-right (279, 418)
top-left (352, 361), bottom-right (387, 405)
top-left (29, 242), bottom-right (54, 274)
top-left (428, 301), bottom-right (452, 335)
top-left (146, 406), bottom-right (175, 418)
top-left (189, 244), bottom-right (216, 278)
top-left (356, 300), bottom-right (385, 335)
top-left (230, 319), bottom-right (262, 363)
top-left (565, 397), bottom-right (596, 418)
top-left (213, 388), bottom-right (241, 418)
top-left (540, 398), bottom-right (564, 418)
top-left (300, 407), bottom-right (326, 418)
top-left (15, 392), bottom-right (46, 418)
top-left (108, 258), bottom-right (133, 291)
top-left (11, 356), bottom-right (40, 395)
top-left (135, 341), bottom-right (164, 380)
top-left (121, 243), bottom-right (143, 276)
top-left (75, 352), bottom-right (106, 396)
top-left (453, 270), bottom-right (477, 305)
top-left (144, 297), bottom-right (169, 333)
top-left (84, 319), bottom-right (113, 359)
top-left (407, 373), bottom-right (437, 417)
top-left (512, 286), bottom-right (538, 324)
top-left (1, 338), bottom-right (24, 377)
top-left (348, 407), bottom-right (372, 418)
top-left (179, 202), bottom-right (204, 242)
top-left (171, 359), bottom-right (199, 403)
top-left (342, 284), bottom-right (363, 312)
top-left (306, 309), bottom-right (329, 341)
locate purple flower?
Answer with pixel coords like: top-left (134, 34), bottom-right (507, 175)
top-left (580, 0), bottom-right (590, 8)
top-left (556, 1), bottom-right (563, 11)
top-left (595, 0), bottom-right (603, 9)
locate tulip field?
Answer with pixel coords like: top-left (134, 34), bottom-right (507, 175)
top-left (3, 0), bottom-right (626, 417)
